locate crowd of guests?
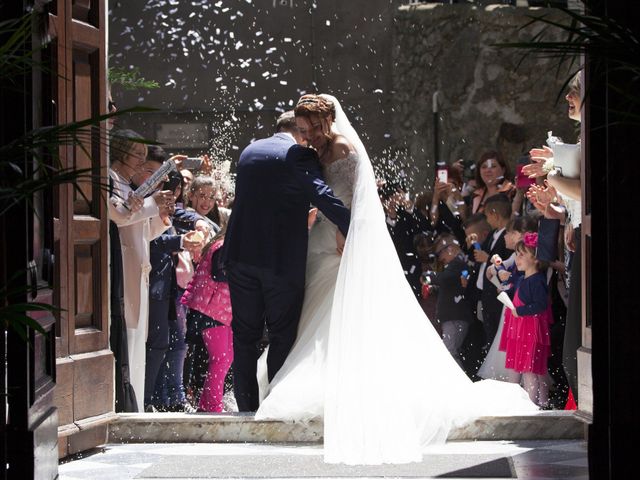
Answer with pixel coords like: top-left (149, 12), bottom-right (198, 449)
top-left (380, 72), bottom-right (583, 410)
top-left (106, 72), bottom-right (583, 413)
top-left (108, 130), bottom-right (236, 413)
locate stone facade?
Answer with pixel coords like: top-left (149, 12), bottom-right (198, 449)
top-left (392, 3), bottom-right (577, 189)
top-left (108, 0), bottom-right (401, 167)
top-left (109, 1), bottom-right (577, 192)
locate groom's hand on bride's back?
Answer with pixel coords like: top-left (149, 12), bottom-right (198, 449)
top-left (336, 230), bottom-right (346, 255)
top-left (308, 207), bottom-right (318, 230)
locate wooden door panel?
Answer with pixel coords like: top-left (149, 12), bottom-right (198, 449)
top-left (27, 291), bottom-right (57, 415)
top-left (72, 21), bottom-right (101, 48)
top-left (72, 54), bottom-right (93, 215)
top-left (54, 358), bottom-right (74, 428)
top-left (71, 350), bottom-right (114, 420)
top-left (32, 314), bottom-right (56, 402)
top-left (74, 244), bottom-right (95, 328)
top-left (52, 0), bottom-right (113, 459)
top-left (72, 0), bottom-right (99, 27)
top-left (49, 11), bottom-right (71, 361)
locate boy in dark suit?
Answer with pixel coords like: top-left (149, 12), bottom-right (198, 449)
top-left (429, 234), bottom-right (474, 368)
top-left (478, 194), bottom-right (513, 353)
top-left (459, 213), bottom-right (492, 379)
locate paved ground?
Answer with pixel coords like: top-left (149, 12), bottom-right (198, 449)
top-left (58, 439), bottom-right (588, 479)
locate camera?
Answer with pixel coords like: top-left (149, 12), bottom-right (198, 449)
top-left (163, 171), bottom-right (183, 192)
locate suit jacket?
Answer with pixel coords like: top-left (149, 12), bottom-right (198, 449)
top-left (480, 228), bottom-right (513, 321)
top-left (149, 230), bottom-right (182, 301)
top-left (224, 133), bottom-right (350, 285)
top-left (433, 256), bottom-right (474, 323)
top-left (109, 170), bottom-right (168, 329)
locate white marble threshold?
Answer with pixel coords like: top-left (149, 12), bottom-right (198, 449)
top-left (108, 411), bottom-right (586, 444)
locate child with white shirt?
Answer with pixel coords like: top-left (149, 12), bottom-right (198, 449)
top-left (478, 193), bottom-right (513, 355)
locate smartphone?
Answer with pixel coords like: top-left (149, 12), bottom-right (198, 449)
top-left (436, 167), bottom-right (448, 184)
top-left (163, 173), bottom-right (182, 192)
top-left (182, 157), bottom-right (204, 170)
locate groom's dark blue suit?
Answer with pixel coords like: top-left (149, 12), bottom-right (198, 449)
top-left (224, 132), bottom-right (350, 411)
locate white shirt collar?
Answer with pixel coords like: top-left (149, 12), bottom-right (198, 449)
top-left (276, 131), bottom-right (295, 142)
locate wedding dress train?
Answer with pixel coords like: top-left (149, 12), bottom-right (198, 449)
top-left (255, 95), bottom-right (538, 465)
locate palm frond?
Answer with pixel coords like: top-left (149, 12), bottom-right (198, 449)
top-left (0, 273), bottom-right (56, 340)
top-left (0, 107), bottom-right (160, 215)
top-left (493, 3), bottom-right (640, 125)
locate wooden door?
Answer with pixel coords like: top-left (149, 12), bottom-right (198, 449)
top-left (47, 0), bottom-right (115, 458)
top-left (1, 3), bottom-right (59, 478)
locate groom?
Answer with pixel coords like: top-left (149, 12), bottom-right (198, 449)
top-left (224, 111), bottom-right (351, 412)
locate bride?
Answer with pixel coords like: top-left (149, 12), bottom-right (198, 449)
top-left (255, 93), bottom-right (538, 465)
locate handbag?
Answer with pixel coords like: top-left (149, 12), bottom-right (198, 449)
top-left (176, 250), bottom-right (194, 289)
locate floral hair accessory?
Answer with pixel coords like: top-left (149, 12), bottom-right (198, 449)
top-left (523, 232), bottom-right (538, 248)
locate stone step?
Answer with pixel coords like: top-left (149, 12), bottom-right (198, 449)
top-left (108, 411), bottom-right (585, 444)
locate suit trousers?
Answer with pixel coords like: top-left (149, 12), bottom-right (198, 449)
top-left (227, 262), bottom-right (305, 412)
top-left (563, 226), bottom-right (582, 400)
top-left (144, 297), bottom-right (170, 405)
top-left (441, 320), bottom-right (470, 369)
top-left (153, 294), bottom-right (188, 407)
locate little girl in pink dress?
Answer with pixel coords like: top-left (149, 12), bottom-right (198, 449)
top-left (499, 232), bottom-right (553, 408)
top-left (181, 235), bottom-right (233, 412)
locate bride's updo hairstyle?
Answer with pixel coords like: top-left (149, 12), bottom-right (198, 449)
top-left (294, 94), bottom-right (336, 142)
top-left (295, 94), bottom-right (336, 119)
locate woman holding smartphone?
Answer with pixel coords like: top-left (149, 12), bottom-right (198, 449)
top-left (470, 151), bottom-right (515, 215)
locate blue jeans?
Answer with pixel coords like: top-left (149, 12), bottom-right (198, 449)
top-left (153, 290), bottom-right (188, 406)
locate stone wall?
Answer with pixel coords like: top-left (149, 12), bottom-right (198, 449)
top-left (108, 0), bottom-right (402, 164)
top-left (108, 1), bottom-right (578, 192)
top-left (392, 3), bottom-right (578, 190)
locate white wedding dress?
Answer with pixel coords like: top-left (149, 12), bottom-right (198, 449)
top-left (255, 95), bottom-right (538, 465)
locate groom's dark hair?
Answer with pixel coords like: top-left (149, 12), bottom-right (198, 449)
top-left (276, 111), bottom-right (297, 133)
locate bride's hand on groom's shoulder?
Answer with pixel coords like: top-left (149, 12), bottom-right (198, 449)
top-left (336, 230), bottom-right (346, 256)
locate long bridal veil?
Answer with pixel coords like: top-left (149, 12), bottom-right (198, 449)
top-left (321, 94), bottom-right (538, 465)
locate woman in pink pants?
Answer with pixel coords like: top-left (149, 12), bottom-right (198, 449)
top-left (181, 232), bottom-right (233, 412)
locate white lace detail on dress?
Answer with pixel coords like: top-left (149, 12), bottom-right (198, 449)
top-left (322, 153), bottom-right (357, 207)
